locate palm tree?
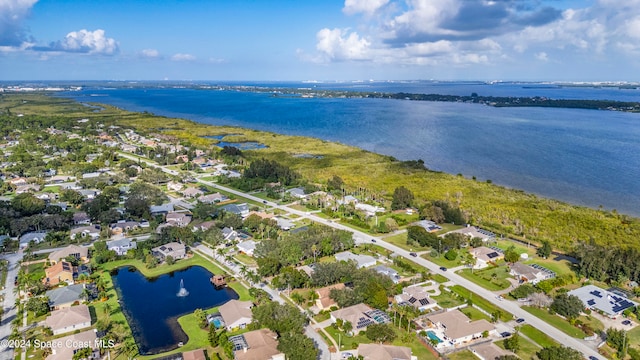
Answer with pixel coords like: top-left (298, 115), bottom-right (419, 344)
top-left (291, 292), bottom-right (305, 305)
top-left (103, 303), bottom-right (112, 318)
top-left (343, 321), bottom-right (353, 336)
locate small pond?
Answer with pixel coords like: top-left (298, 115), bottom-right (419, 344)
top-left (111, 265), bottom-right (238, 355)
top-left (201, 135), bottom-right (267, 150)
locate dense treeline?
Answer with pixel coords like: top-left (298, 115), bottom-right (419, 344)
top-left (254, 224), bottom-right (354, 276)
top-left (573, 241), bottom-right (640, 283)
top-left (383, 92), bottom-right (640, 111)
top-left (309, 260), bottom-right (395, 309)
top-left (227, 158), bottom-right (301, 191)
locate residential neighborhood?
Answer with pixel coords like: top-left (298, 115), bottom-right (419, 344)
top-left (0, 103), bottom-right (634, 360)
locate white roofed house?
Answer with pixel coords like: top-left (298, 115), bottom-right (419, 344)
top-left (335, 251), bottom-right (377, 269)
top-left (167, 181), bottom-right (184, 192)
top-left (236, 240), bottom-right (257, 256)
top-left (355, 203), bottom-right (386, 217)
top-left (107, 238), bottom-right (137, 256)
top-left (286, 187), bottom-right (307, 199)
top-left (70, 225), bottom-right (101, 241)
top-left (445, 226), bottom-right (496, 242)
top-left (568, 285), bottom-right (638, 318)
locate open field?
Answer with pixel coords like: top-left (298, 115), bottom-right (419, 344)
top-left (457, 266), bottom-right (512, 291)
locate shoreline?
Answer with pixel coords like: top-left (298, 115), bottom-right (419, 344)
top-left (2, 93), bottom-right (638, 249)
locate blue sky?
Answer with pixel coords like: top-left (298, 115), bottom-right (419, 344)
top-left (1, 0), bottom-right (638, 81)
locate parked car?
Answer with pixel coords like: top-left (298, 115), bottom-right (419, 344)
top-left (622, 320), bottom-right (632, 325)
top-left (501, 332), bottom-right (512, 338)
top-left (409, 252), bottom-right (418, 257)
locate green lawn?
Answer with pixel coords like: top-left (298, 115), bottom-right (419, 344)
top-left (324, 325), bottom-right (437, 360)
top-left (233, 253), bottom-right (257, 266)
top-left (432, 287), bottom-right (465, 308)
top-left (450, 285), bottom-right (513, 322)
top-left (448, 350), bottom-right (479, 360)
top-left (522, 306), bottom-right (587, 338)
top-left (457, 266), bottom-right (512, 291)
top-left (628, 324), bottom-right (640, 345)
top-left (519, 324), bottom-right (558, 348)
top-left (382, 232), bottom-right (428, 252)
top-left (421, 252), bottom-right (464, 269)
top-left (460, 306), bottom-right (491, 321)
top-left (432, 274), bottom-right (449, 284)
top-left (495, 336), bottom-right (540, 358)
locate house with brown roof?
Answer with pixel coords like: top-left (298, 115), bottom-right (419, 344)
top-left (315, 283), bottom-right (346, 310)
top-left (45, 304), bottom-right (91, 335)
top-left (426, 309), bottom-right (495, 346)
top-left (230, 329), bottom-right (284, 360)
top-left (469, 246), bottom-right (504, 269)
top-left (48, 244), bottom-right (89, 264)
top-left (182, 349), bottom-right (206, 360)
top-left (330, 303), bottom-right (391, 334)
top-left (182, 187), bottom-right (204, 198)
top-left (357, 344), bottom-right (416, 360)
top-left (46, 329), bottom-right (98, 360)
top-left (43, 261), bottom-right (78, 286)
top-left (219, 299), bottom-right (253, 331)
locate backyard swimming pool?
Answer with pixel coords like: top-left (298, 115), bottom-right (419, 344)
top-left (426, 330), bottom-right (443, 343)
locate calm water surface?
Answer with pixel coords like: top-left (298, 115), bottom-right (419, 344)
top-left (111, 265), bottom-right (238, 354)
top-left (62, 83), bottom-right (640, 215)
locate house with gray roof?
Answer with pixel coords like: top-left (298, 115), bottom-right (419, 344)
top-left (237, 240), bottom-right (257, 256)
top-left (374, 265), bottom-right (401, 283)
top-left (220, 203), bottom-right (250, 217)
top-left (568, 285), bottom-right (638, 318)
top-left (150, 203), bottom-right (175, 215)
top-left (46, 284), bottom-right (88, 309)
top-left (286, 187), bottom-right (307, 199)
top-left (19, 231), bottom-right (48, 248)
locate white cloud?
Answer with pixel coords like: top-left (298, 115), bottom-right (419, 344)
top-left (535, 52), bottom-right (549, 61)
top-left (141, 48), bottom-right (160, 58)
top-left (343, 0), bottom-right (389, 16)
top-left (171, 53), bottom-right (196, 61)
top-left (55, 29), bottom-right (118, 54)
top-left (316, 28), bottom-right (370, 61)
top-left (0, 0), bottom-right (38, 46)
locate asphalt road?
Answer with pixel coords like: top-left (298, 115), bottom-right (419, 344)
top-left (0, 251), bottom-right (23, 360)
top-left (119, 151), bottom-right (603, 359)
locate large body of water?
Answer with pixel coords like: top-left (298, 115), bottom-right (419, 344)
top-left (62, 81), bottom-right (640, 215)
top-left (110, 265), bottom-right (238, 354)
